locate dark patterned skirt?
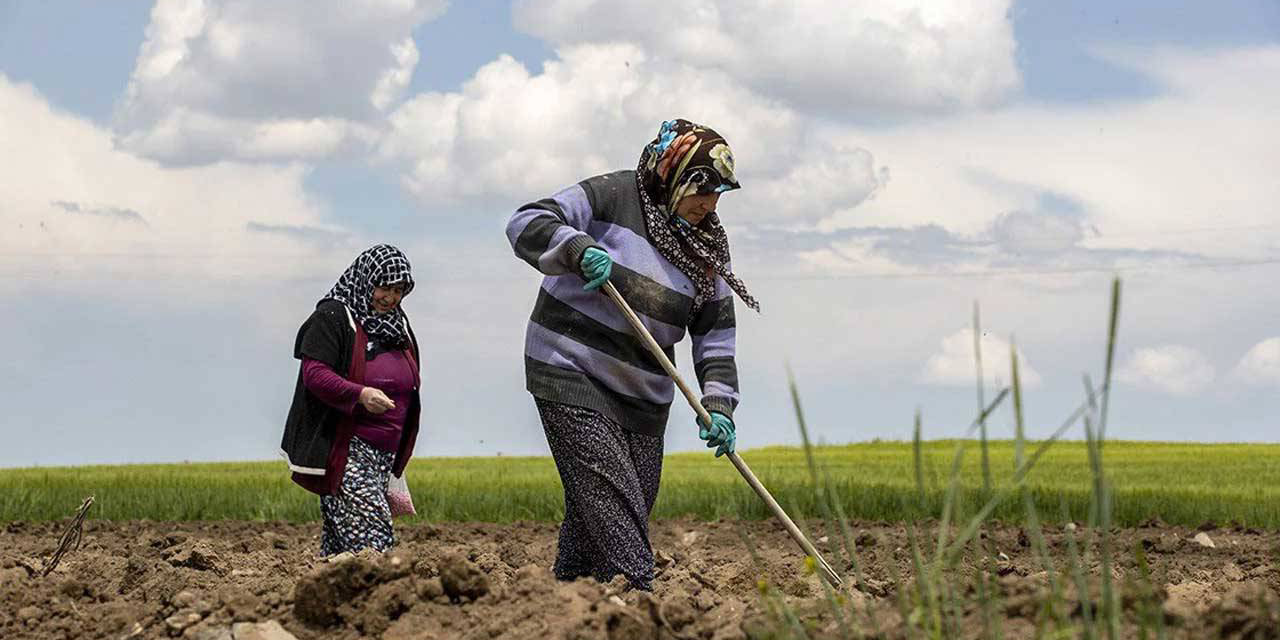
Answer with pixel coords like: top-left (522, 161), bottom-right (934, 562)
top-left (535, 398), bottom-right (665, 591)
top-left (320, 436), bottom-right (395, 556)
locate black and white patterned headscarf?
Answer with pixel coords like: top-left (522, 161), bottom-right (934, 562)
top-left (636, 119), bottom-right (760, 313)
top-left (322, 244), bottom-right (415, 349)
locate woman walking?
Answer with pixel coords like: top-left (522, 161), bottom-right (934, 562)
top-left (505, 119), bottom-right (757, 590)
top-left (280, 244), bottom-right (422, 556)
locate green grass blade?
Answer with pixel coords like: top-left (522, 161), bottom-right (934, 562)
top-left (974, 301), bottom-right (992, 494)
top-left (1099, 277), bottom-right (1122, 444)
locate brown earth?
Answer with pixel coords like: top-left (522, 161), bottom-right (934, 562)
top-left (1, 519), bottom-right (1277, 639)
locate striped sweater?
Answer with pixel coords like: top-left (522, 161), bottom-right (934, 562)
top-left (506, 170), bottom-right (739, 436)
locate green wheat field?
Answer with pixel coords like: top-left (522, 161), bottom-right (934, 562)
top-left (4, 440), bottom-right (1277, 526)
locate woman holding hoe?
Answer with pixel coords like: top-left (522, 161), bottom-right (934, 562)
top-left (281, 244), bottom-right (422, 556)
top-left (506, 118), bottom-right (758, 591)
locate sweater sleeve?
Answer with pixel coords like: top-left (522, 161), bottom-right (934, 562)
top-left (505, 182), bottom-right (601, 276)
top-left (689, 282), bottom-right (739, 420)
top-left (302, 358), bottom-right (363, 415)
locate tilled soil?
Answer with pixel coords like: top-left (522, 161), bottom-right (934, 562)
top-left (1, 519), bottom-right (1277, 639)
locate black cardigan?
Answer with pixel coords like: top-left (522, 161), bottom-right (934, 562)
top-left (280, 299), bottom-right (421, 496)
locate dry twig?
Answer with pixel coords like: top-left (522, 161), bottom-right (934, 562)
top-left (40, 496), bottom-right (94, 577)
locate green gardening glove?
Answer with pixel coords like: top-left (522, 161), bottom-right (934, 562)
top-left (580, 247), bottom-right (613, 291)
top-left (697, 411), bottom-right (736, 458)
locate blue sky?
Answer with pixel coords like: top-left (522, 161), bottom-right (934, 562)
top-left (2, 1), bottom-right (1278, 467)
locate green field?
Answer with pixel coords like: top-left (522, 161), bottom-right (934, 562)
top-left (4, 440), bottom-right (1278, 527)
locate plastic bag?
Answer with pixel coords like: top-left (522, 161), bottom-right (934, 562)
top-left (386, 472), bottom-right (416, 518)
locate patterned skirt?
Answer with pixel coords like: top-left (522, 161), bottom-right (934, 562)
top-left (535, 398), bottom-right (665, 591)
top-left (320, 437), bottom-right (395, 556)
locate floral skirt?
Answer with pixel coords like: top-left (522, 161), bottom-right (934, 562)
top-left (320, 437), bottom-right (395, 556)
top-left (535, 398), bottom-right (664, 591)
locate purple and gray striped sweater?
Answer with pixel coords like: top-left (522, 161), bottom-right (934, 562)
top-left (506, 170), bottom-right (740, 435)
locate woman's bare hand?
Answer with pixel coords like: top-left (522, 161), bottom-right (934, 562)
top-left (358, 387), bottom-right (396, 415)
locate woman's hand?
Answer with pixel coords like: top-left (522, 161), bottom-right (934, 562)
top-left (580, 247), bottom-right (613, 291)
top-left (358, 387), bottom-right (396, 415)
top-left (697, 411), bottom-right (736, 457)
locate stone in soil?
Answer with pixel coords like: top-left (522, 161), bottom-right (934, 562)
top-left (165, 611), bottom-right (204, 633)
top-left (231, 620), bottom-right (298, 640)
top-left (187, 626), bottom-right (234, 640)
top-left (1192, 532), bottom-right (1216, 549)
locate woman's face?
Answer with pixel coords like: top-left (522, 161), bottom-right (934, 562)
top-left (674, 192), bottom-right (720, 226)
top-left (371, 283), bottom-right (407, 314)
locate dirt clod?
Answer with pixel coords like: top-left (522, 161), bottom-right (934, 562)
top-left (602, 604), bottom-right (656, 640)
top-left (1222, 562), bottom-right (1246, 582)
top-left (167, 541), bottom-right (224, 572)
top-left (1163, 580), bottom-right (1216, 624)
top-left (1203, 583), bottom-right (1280, 639)
top-left (655, 549), bottom-right (675, 568)
top-left (439, 552), bottom-right (489, 601)
top-left (292, 552), bottom-right (386, 627)
top-left (419, 576), bottom-right (444, 599)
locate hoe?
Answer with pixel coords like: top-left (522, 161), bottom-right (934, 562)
top-left (602, 282), bottom-right (843, 588)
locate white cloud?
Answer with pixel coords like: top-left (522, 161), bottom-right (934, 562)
top-left (113, 0), bottom-right (446, 164)
top-left (512, 0), bottom-right (1020, 113)
top-left (371, 37), bottom-right (421, 111)
top-left (0, 75), bottom-right (348, 291)
top-left (922, 328), bottom-right (1042, 389)
top-left (117, 112), bottom-right (381, 163)
top-left (815, 45), bottom-right (1280, 269)
top-left (989, 210), bottom-right (1086, 254)
top-left (1116, 345), bottom-right (1215, 395)
top-left (1232, 337), bottom-right (1280, 387)
top-left (377, 43), bottom-right (885, 222)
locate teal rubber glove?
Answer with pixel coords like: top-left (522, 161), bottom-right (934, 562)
top-left (697, 411), bottom-right (736, 458)
top-left (580, 247), bottom-right (612, 291)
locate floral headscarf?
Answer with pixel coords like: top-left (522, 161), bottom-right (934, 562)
top-left (636, 119), bottom-right (759, 313)
top-left (322, 244), bottom-right (415, 349)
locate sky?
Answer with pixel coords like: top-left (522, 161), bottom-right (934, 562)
top-left (1, 1), bottom-right (1278, 468)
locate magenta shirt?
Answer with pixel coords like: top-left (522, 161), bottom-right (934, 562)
top-left (302, 351), bottom-right (417, 452)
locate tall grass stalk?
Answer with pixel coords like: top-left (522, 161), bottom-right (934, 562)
top-left (1022, 491), bottom-right (1069, 632)
top-left (974, 301), bottom-right (992, 493)
top-left (1061, 499), bottom-right (1097, 639)
top-left (1099, 278), bottom-right (1122, 444)
top-left (932, 388), bottom-right (1010, 566)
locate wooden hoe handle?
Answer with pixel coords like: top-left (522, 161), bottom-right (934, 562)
top-left (600, 282), bottom-right (843, 588)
